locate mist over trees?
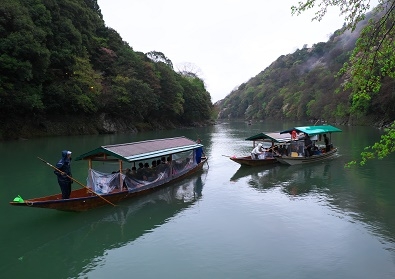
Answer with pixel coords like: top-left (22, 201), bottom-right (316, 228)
top-left (217, 9), bottom-right (395, 125)
top-left (217, 1), bottom-right (395, 165)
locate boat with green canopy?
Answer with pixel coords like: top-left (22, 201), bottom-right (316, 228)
top-left (229, 132), bottom-right (291, 166)
top-left (10, 137), bottom-right (208, 211)
top-left (275, 125), bottom-right (342, 165)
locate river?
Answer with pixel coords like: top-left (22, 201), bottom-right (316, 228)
top-left (1, 120), bottom-right (395, 279)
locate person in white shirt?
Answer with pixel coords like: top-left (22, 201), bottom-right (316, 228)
top-left (251, 143), bottom-right (264, 159)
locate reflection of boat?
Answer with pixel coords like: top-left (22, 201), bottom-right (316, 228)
top-left (276, 125), bottom-right (342, 166)
top-left (229, 132), bottom-right (291, 166)
top-left (10, 137), bottom-right (208, 211)
top-left (3, 175), bottom-right (204, 278)
top-left (236, 161), bottom-right (334, 197)
top-left (230, 164), bottom-right (280, 182)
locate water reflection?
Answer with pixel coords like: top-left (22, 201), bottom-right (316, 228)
top-left (230, 162), bottom-right (335, 197)
top-left (279, 163), bottom-right (334, 197)
top-left (193, 175), bottom-right (204, 197)
top-left (1, 173), bottom-right (205, 278)
top-left (230, 158), bottom-right (395, 252)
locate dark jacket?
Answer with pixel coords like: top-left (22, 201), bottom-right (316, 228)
top-left (54, 150), bottom-right (72, 183)
top-left (195, 146), bottom-right (204, 163)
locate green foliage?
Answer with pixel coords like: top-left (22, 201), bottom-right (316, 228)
top-left (291, 0), bottom-right (371, 31)
top-left (0, 0), bottom-right (51, 114)
top-left (346, 122), bottom-right (395, 167)
top-left (179, 76), bottom-right (212, 123)
top-left (293, 1), bottom-right (395, 166)
top-left (147, 51), bottom-right (174, 69)
top-left (216, 2), bottom-right (395, 167)
top-left (218, 31), bottom-right (356, 121)
top-left (156, 63), bottom-right (184, 117)
top-left (306, 99), bottom-right (316, 117)
top-left (334, 103), bottom-right (349, 118)
top-left (338, 10), bottom-right (395, 113)
top-left (0, 0), bottom-right (212, 129)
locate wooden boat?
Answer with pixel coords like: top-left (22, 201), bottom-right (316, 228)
top-left (229, 132), bottom-right (291, 166)
top-left (229, 155), bottom-right (278, 166)
top-left (275, 125), bottom-right (342, 166)
top-left (276, 148), bottom-right (339, 165)
top-left (9, 137), bottom-right (208, 212)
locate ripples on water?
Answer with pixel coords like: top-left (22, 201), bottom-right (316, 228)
top-left (2, 122), bottom-right (395, 278)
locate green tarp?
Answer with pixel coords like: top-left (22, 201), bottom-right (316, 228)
top-left (280, 125), bottom-right (342, 136)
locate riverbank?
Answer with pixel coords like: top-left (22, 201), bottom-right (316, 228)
top-left (0, 114), bottom-right (214, 141)
top-left (2, 112), bottom-right (391, 141)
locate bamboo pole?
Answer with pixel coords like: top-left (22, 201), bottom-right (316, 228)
top-left (37, 157), bottom-right (116, 207)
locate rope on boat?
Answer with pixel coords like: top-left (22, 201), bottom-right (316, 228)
top-left (25, 200), bottom-right (34, 206)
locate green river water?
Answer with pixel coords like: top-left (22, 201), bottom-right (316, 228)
top-left (1, 120), bottom-right (395, 279)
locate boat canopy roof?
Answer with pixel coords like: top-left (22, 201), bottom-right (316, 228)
top-left (75, 136), bottom-right (202, 162)
top-left (245, 132), bottom-right (291, 143)
top-left (280, 125), bottom-right (342, 136)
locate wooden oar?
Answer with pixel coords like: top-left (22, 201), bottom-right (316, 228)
top-left (37, 157), bottom-right (116, 207)
top-left (260, 145), bottom-right (281, 157)
top-left (202, 156), bottom-right (209, 169)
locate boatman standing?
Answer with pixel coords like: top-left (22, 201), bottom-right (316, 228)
top-left (195, 139), bottom-right (205, 164)
top-left (54, 150), bottom-right (73, 199)
top-left (304, 135), bottom-right (313, 157)
top-left (291, 130), bottom-right (298, 140)
top-left (323, 134), bottom-right (330, 152)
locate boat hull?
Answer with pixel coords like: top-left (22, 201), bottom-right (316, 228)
top-left (10, 158), bottom-right (208, 212)
top-left (230, 156), bottom-right (279, 166)
top-left (276, 148), bottom-right (338, 165)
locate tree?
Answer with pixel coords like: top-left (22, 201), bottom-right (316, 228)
top-left (177, 62), bottom-right (204, 80)
top-left (0, 0), bottom-right (51, 115)
top-left (0, 0), bottom-right (214, 139)
top-left (156, 63), bottom-right (184, 118)
top-left (146, 51), bottom-right (174, 69)
top-left (291, 0), bottom-right (395, 166)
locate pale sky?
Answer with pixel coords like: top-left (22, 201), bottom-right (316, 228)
top-left (97, 0), bottom-right (367, 103)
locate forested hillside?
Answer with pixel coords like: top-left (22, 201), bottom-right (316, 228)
top-left (216, 12), bottom-right (395, 126)
top-left (0, 0), bottom-right (213, 140)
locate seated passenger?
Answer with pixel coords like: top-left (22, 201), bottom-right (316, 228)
top-left (312, 146), bottom-right (321, 155)
top-left (136, 163), bottom-right (146, 180)
top-left (265, 148), bottom-right (274, 158)
top-left (144, 162), bottom-right (157, 181)
top-left (281, 144), bottom-right (289, 156)
top-left (278, 145), bottom-right (287, 156)
top-left (124, 166), bottom-right (141, 189)
top-left (125, 167), bottom-right (137, 178)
